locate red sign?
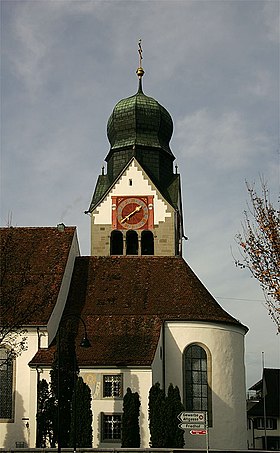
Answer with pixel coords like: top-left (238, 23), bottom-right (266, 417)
top-left (190, 429), bottom-right (207, 435)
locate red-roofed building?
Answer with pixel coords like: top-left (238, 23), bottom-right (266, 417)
top-left (1, 62), bottom-right (249, 450)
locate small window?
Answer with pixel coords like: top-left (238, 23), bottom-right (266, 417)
top-left (102, 413), bottom-right (122, 441)
top-left (110, 230), bottom-right (123, 255)
top-left (254, 417), bottom-right (277, 430)
top-left (129, 179), bottom-right (133, 186)
top-left (0, 347), bottom-right (14, 420)
top-left (126, 230), bottom-right (138, 255)
top-left (103, 374), bottom-right (123, 398)
top-left (141, 230), bottom-right (154, 255)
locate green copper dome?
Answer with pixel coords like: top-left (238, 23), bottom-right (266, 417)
top-left (107, 82), bottom-right (173, 155)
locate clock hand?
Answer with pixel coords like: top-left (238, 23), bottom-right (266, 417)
top-left (120, 205), bottom-right (142, 223)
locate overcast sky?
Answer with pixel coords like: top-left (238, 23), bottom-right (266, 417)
top-left (1, 0), bottom-right (279, 387)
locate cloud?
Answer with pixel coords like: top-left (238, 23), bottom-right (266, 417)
top-left (247, 69), bottom-right (276, 98)
top-left (176, 109), bottom-right (270, 169)
top-left (263, 0), bottom-right (279, 42)
top-left (4, 0), bottom-right (106, 98)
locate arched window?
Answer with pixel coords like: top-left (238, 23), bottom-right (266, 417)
top-left (110, 230), bottom-right (123, 255)
top-left (126, 230), bottom-right (138, 255)
top-left (184, 344), bottom-right (212, 424)
top-left (0, 347), bottom-right (14, 420)
top-left (141, 230), bottom-right (154, 255)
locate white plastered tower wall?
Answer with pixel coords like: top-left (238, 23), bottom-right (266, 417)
top-left (91, 159), bottom-right (176, 256)
top-left (164, 321), bottom-right (248, 450)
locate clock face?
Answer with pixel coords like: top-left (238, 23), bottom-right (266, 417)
top-left (116, 197), bottom-right (149, 229)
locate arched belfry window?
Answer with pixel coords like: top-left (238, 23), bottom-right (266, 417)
top-left (0, 347), bottom-right (14, 420)
top-left (110, 230), bottom-right (123, 255)
top-left (126, 230), bottom-right (138, 255)
top-left (184, 344), bottom-right (212, 425)
top-left (141, 230), bottom-right (154, 255)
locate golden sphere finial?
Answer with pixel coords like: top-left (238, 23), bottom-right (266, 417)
top-left (136, 66), bottom-right (145, 78)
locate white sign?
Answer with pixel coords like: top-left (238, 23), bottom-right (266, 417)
top-left (179, 423), bottom-right (205, 430)
top-left (177, 411), bottom-right (206, 424)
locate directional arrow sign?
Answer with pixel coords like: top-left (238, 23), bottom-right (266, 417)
top-left (177, 411), bottom-right (206, 424)
top-left (179, 423), bottom-right (206, 430)
top-left (190, 429), bottom-right (207, 435)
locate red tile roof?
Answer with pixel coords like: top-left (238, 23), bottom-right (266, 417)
top-left (1, 226), bottom-right (76, 326)
top-left (30, 256), bottom-right (247, 368)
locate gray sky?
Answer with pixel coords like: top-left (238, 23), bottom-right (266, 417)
top-left (1, 0), bottom-right (279, 387)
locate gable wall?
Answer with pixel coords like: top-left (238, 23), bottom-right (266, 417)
top-left (91, 160), bottom-right (175, 256)
top-left (80, 367), bottom-right (152, 448)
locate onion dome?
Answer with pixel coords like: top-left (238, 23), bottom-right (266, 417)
top-left (107, 71), bottom-right (173, 156)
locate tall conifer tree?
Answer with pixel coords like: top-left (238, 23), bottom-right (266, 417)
top-left (148, 382), bottom-right (167, 447)
top-left (50, 323), bottom-right (77, 447)
top-left (121, 387), bottom-right (141, 447)
top-left (70, 377), bottom-right (93, 447)
top-left (148, 382), bottom-right (185, 448)
top-left (165, 384), bottom-right (185, 448)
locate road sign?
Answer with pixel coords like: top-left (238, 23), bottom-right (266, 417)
top-left (177, 411), bottom-right (206, 424)
top-left (190, 429), bottom-right (207, 435)
top-left (179, 423), bottom-right (205, 430)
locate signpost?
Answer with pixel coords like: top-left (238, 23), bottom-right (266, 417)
top-left (177, 411), bottom-right (209, 453)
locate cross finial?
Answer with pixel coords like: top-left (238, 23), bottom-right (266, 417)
top-left (138, 39), bottom-right (143, 67)
top-left (136, 39), bottom-right (145, 81)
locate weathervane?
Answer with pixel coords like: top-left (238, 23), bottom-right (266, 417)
top-left (136, 39), bottom-right (144, 79)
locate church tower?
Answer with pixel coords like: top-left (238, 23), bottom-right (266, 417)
top-left (87, 46), bottom-right (183, 257)
top-left (81, 48), bottom-right (248, 450)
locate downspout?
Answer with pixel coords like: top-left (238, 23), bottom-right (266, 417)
top-left (162, 321), bottom-right (166, 394)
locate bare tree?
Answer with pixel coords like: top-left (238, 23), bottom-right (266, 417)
top-left (235, 180), bottom-right (280, 332)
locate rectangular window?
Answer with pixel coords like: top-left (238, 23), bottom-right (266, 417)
top-left (255, 417), bottom-right (277, 430)
top-left (102, 413), bottom-right (122, 441)
top-left (0, 348), bottom-right (14, 419)
top-left (103, 374), bottom-right (122, 398)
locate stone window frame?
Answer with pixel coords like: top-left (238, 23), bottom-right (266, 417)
top-left (102, 374), bottom-right (123, 399)
top-left (101, 412), bottom-right (122, 442)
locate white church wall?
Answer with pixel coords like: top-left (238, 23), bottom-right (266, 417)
top-left (0, 328), bottom-right (42, 449)
top-left (164, 320), bottom-right (247, 450)
top-left (81, 367), bottom-right (152, 448)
